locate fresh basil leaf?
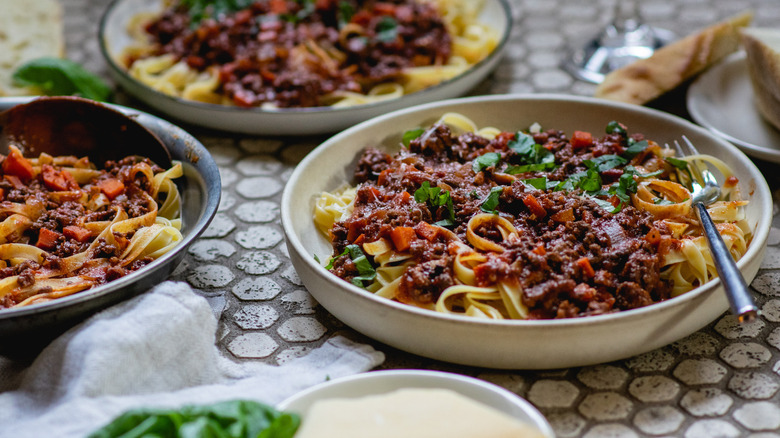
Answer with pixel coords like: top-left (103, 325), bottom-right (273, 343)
top-left (472, 152), bottom-right (501, 173)
top-left (337, 1), bottom-right (355, 27)
top-left (665, 156), bottom-right (689, 170)
top-left (522, 177), bottom-right (548, 190)
top-left (504, 161), bottom-right (557, 174)
top-left (480, 186), bottom-right (503, 214)
top-left (402, 128), bottom-right (425, 146)
top-left (87, 400), bottom-right (299, 438)
top-left (578, 168), bottom-right (602, 192)
top-left (584, 154), bottom-right (627, 172)
top-left (376, 16), bottom-right (398, 42)
top-left (588, 196), bottom-right (621, 213)
top-left (617, 171), bottom-right (637, 194)
top-left (180, 0), bottom-right (254, 25)
top-left (346, 244), bottom-right (377, 286)
top-left (605, 121), bottom-right (627, 136)
top-left (13, 57), bottom-right (112, 101)
top-left (414, 181), bottom-right (454, 223)
top-left (325, 246), bottom-right (349, 269)
top-left (654, 198), bottom-right (674, 205)
top-left (508, 132), bottom-right (536, 154)
top-left (624, 165), bottom-right (663, 178)
top-left (434, 219), bottom-right (454, 227)
top-left (622, 140), bottom-right (649, 158)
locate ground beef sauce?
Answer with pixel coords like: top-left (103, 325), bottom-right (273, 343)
top-left (139, 0), bottom-right (451, 108)
top-left (0, 151), bottom-right (162, 309)
top-left (329, 122), bottom-right (677, 319)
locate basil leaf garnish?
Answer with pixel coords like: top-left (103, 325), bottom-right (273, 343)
top-left (472, 152), bottom-right (501, 173)
top-left (480, 186), bottom-right (503, 214)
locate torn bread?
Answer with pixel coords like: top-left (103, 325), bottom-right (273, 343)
top-left (594, 11), bottom-right (753, 105)
top-left (0, 0), bottom-right (65, 96)
top-left (740, 27), bottom-right (780, 132)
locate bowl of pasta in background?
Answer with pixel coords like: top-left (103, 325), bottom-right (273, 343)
top-left (0, 96), bottom-right (220, 346)
top-left (98, 0), bottom-right (512, 135)
top-left (281, 93), bottom-right (772, 369)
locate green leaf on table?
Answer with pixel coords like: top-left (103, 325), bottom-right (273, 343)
top-left (12, 57), bottom-right (112, 102)
top-left (87, 400), bottom-right (300, 438)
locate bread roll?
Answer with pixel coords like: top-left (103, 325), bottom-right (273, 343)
top-left (740, 27), bottom-right (780, 131)
top-left (594, 11), bottom-right (753, 105)
top-left (0, 0), bottom-right (65, 96)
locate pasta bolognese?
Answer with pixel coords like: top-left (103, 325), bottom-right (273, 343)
top-left (120, 0), bottom-right (499, 108)
top-left (314, 115), bottom-right (751, 319)
top-left (0, 146), bottom-right (183, 309)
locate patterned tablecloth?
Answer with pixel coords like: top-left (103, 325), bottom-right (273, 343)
top-left (65, 0), bottom-right (780, 436)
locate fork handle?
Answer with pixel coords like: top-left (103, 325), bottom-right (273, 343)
top-left (694, 203), bottom-right (759, 323)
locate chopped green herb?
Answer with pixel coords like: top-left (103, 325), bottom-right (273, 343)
top-left (402, 128), bottom-right (425, 146)
top-left (414, 181), bottom-right (455, 224)
top-left (504, 161), bottom-right (558, 174)
top-left (180, 0), bottom-right (254, 25)
top-left (588, 196), bottom-right (621, 213)
top-left (13, 57), bottom-right (112, 101)
top-left (346, 244), bottom-right (377, 286)
top-left (584, 154), bottom-right (627, 172)
top-left (508, 132), bottom-right (557, 168)
top-left (480, 186), bottom-right (504, 214)
top-left (522, 177), bottom-right (549, 190)
top-left (337, 1), bottom-right (355, 27)
top-left (376, 16), bottom-right (398, 42)
top-left (313, 254), bottom-right (320, 263)
top-left (654, 198), bottom-right (675, 205)
top-left (665, 156), bottom-right (689, 170)
top-left (87, 400), bottom-right (299, 438)
top-left (472, 152), bottom-right (501, 173)
top-left (606, 121), bottom-right (627, 136)
top-left (622, 140), bottom-right (649, 158)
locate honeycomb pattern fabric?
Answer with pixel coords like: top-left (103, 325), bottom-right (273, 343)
top-left (68, 0), bottom-right (780, 436)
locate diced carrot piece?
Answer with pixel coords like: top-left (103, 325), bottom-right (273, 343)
top-left (63, 225), bottom-right (92, 243)
top-left (269, 0), bottom-right (288, 13)
top-left (97, 178), bottom-right (125, 200)
top-left (532, 243), bottom-right (546, 255)
top-left (352, 233), bottom-right (365, 246)
top-left (576, 257), bottom-right (595, 278)
top-left (2, 146), bottom-right (34, 181)
top-left (42, 164), bottom-right (76, 191)
top-left (523, 194), bottom-right (547, 218)
top-left (571, 131), bottom-right (593, 149)
top-left (374, 2), bottom-right (397, 15)
top-left (377, 168), bottom-right (392, 186)
top-left (414, 222), bottom-right (439, 241)
top-left (400, 191), bottom-right (411, 203)
top-left (36, 228), bottom-right (61, 250)
top-left (550, 208), bottom-right (574, 223)
top-left (645, 227), bottom-right (661, 245)
top-left (390, 226), bottom-right (415, 252)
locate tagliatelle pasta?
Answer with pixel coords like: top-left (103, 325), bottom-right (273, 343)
top-left (0, 146), bottom-right (183, 309)
top-left (314, 115), bottom-right (751, 320)
top-left (120, 0), bottom-right (499, 109)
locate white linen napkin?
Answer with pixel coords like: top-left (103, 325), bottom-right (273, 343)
top-left (0, 281), bottom-right (385, 438)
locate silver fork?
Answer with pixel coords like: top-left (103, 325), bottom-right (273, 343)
top-left (671, 136), bottom-right (758, 323)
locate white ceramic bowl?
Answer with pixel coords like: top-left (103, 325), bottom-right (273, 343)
top-left (98, 0), bottom-right (512, 135)
top-left (281, 94), bottom-right (772, 369)
top-left (277, 369), bottom-right (554, 437)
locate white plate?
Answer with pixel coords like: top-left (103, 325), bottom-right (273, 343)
top-left (687, 51), bottom-right (780, 163)
top-left (98, 0), bottom-right (512, 135)
top-left (277, 369), bottom-right (554, 437)
top-left (281, 94), bottom-right (772, 369)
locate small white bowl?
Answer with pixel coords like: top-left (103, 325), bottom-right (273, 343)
top-left (281, 94), bottom-right (772, 369)
top-left (98, 0), bottom-right (512, 135)
top-left (277, 369), bottom-right (554, 437)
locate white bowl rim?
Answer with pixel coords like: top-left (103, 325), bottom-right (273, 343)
top-left (276, 369), bottom-right (554, 436)
top-left (98, 0), bottom-right (514, 116)
top-left (281, 92), bottom-right (773, 329)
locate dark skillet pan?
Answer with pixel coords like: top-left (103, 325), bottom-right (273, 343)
top-left (0, 96), bottom-right (220, 352)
